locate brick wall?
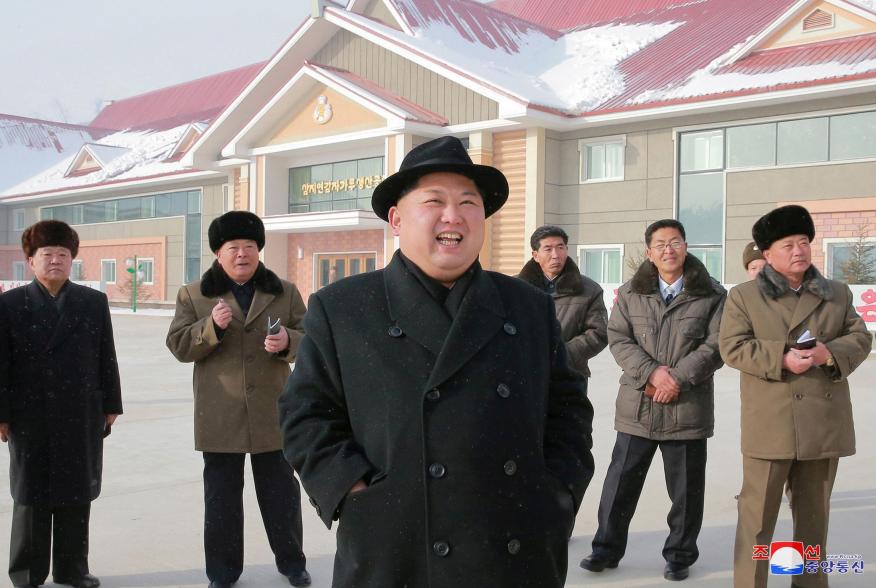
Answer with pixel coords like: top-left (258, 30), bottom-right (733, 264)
top-left (286, 229), bottom-right (384, 299)
top-left (77, 241), bottom-right (165, 302)
top-left (810, 209), bottom-right (876, 274)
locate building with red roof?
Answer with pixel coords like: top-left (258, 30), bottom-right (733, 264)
top-left (3, 0), bottom-right (876, 310)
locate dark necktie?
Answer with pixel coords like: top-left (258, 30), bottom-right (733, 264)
top-left (665, 292), bottom-right (674, 305)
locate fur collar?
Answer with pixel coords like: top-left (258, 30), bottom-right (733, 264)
top-left (199, 260), bottom-right (283, 298)
top-left (756, 263), bottom-right (832, 300)
top-left (518, 257), bottom-right (585, 296)
top-left (630, 254), bottom-right (719, 297)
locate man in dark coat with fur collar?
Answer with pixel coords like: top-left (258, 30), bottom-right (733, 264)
top-left (720, 205), bottom-right (871, 588)
top-left (279, 137), bottom-right (594, 588)
top-left (517, 225), bottom-right (608, 379)
top-left (1, 221), bottom-right (121, 588)
top-left (580, 219), bottom-right (726, 582)
top-left (166, 211), bottom-right (310, 588)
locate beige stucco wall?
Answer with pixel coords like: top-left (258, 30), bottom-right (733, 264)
top-left (313, 29), bottom-right (499, 125)
top-left (544, 91), bottom-right (876, 282)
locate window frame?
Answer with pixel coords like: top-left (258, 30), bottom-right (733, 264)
top-left (13, 209), bottom-right (26, 231)
top-left (578, 135), bottom-right (626, 184)
top-left (822, 236), bottom-right (876, 280)
top-left (138, 257), bottom-right (155, 285)
top-left (312, 251), bottom-right (378, 290)
top-left (12, 261), bottom-right (26, 281)
top-left (577, 244), bottom-right (625, 284)
top-left (101, 259), bottom-right (117, 284)
top-left (71, 260), bottom-right (84, 281)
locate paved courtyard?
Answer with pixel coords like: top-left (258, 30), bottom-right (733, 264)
top-left (1, 312), bottom-right (873, 587)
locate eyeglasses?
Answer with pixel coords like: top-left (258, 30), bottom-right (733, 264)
top-left (650, 241), bottom-right (685, 252)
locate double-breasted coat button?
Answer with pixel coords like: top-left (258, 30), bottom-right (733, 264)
top-left (429, 463), bottom-right (446, 478)
top-left (426, 388), bottom-right (441, 401)
top-left (503, 322), bottom-right (517, 335)
top-left (503, 460), bottom-right (517, 476)
top-left (507, 539), bottom-right (521, 554)
top-left (433, 541), bottom-right (451, 557)
top-left (388, 325), bottom-right (403, 337)
top-left (496, 383), bottom-right (511, 398)
top-left (794, 394), bottom-right (803, 400)
top-left (826, 392), bottom-right (833, 399)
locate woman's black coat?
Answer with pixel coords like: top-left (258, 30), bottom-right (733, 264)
top-left (0, 281), bottom-right (122, 505)
top-left (279, 253), bottom-right (594, 588)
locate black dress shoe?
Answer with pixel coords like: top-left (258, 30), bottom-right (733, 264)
top-left (208, 582), bottom-right (233, 588)
top-left (53, 574), bottom-right (100, 588)
top-left (580, 553), bottom-right (619, 572)
top-left (664, 562), bottom-right (690, 581)
top-left (286, 569), bottom-right (312, 587)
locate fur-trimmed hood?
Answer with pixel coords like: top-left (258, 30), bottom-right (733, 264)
top-left (630, 254), bottom-right (721, 297)
top-left (756, 263), bottom-right (833, 301)
top-left (199, 260), bottom-right (284, 298)
top-left (518, 256), bottom-right (585, 296)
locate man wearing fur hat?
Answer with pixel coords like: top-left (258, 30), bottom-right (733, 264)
top-left (0, 220), bottom-right (122, 588)
top-left (581, 219), bottom-right (726, 582)
top-left (166, 211), bottom-right (310, 588)
top-left (279, 136), bottom-right (594, 588)
top-left (720, 205), bottom-right (871, 588)
top-left (517, 225), bottom-right (608, 382)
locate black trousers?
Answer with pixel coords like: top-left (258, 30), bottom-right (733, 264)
top-left (203, 450), bottom-right (306, 583)
top-left (591, 432), bottom-right (707, 565)
top-left (8, 502), bottom-right (90, 586)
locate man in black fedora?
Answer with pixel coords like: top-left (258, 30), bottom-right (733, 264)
top-left (279, 136), bottom-right (595, 587)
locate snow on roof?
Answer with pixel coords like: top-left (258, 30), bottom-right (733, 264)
top-left (90, 62), bottom-right (266, 131)
top-left (336, 4), bottom-right (682, 114)
top-left (3, 123), bottom-right (198, 197)
top-left (83, 143), bottom-right (131, 167)
top-left (0, 114), bottom-right (108, 192)
top-left (488, 0), bottom-right (694, 31)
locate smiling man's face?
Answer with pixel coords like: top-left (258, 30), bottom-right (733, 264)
top-left (388, 172), bottom-right (485, 287)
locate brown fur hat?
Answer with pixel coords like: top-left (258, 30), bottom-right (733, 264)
top-left (21, 220), bottom-right (79, 258)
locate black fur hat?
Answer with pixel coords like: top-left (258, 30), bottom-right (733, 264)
top-left (752, 205), bottom-right (815, 251)
top-left (208, 211), bottom-right (265, 252)
top-left (21, 220), bottom-right (79, 258)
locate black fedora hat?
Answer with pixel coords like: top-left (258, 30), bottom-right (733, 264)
top-left (371, 136), bottom-right (509, 221)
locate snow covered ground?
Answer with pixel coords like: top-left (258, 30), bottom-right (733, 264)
top-left (0, 314), bottom-right (872, 587)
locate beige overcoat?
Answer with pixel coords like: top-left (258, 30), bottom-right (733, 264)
top-left (719, 264), bottom-right (871, 460)
top-left (167, 261), bottom-right (306, 453)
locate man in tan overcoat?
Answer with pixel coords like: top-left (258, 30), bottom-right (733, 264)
top-left (720, 205), bottom-right (871, 588)
top-left (166, 211), bottom-right (310, 588)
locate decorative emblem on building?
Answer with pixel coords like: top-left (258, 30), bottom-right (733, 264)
top-left (312, 95), bottom-right (333, 124)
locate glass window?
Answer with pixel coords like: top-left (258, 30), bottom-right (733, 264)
top-left (680, 130), bottom-right (723, 172)
top-left (366, 257), bottom-right (376, 273)
top-left (830, 111), bottom-right (876, 161)
top-left (40, 208), bottom-right (53, 220)
top-left (72, 205), bottom-right (84, 225)
top-left (580, 247), bottom-right (622, 283)
top-left (826, 241), bottom-right (876, 282)
top-left (13, 261), bottom-right (26, 281)
top-left (101, 259), bottom-right (116, 284)
top-left (141, 196), bottom-right (155, 218)
top-left (315, 253), bottom-right (377, 288)
top-left (688, 247), bottom-right (723, 280)
top-left (71, 260), bottom-right (84, 281)
top-left (678, 172), bottom-right (724, 246)
top-left (188, 191), bottom-right (201, 214)
top-left (582, 140), bottom-right (625, 181)
top-left (289, 157), bottom-right (385, 213)
top-left (13, 209), bottom-right (26, 231)
top-left (139, 258), bottom-right (154, 284)
top-left (117, 198), bottom-right (141, 221)
top-left (777, 117), bottom-right (828, 165)
top-left (727, 123), bottom-right (777, 168)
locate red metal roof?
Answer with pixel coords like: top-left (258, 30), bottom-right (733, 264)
top-left (720, 32), bottom-right (876, 75)
top-left (391, 0), bottom-right (561, 53)
top-left (309, 62), bottom-right (448, 125)
top-left (90, 62), bottom-right (266, 131)
top-left (488, 0), bottom-right (696, 30)
top-left (595, 0), bottom-right (799, 111)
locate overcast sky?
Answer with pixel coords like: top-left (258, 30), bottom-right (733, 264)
top-left (1, 1), bottom-right (314, 125)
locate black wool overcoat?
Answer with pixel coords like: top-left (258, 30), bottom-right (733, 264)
top-left (0, 281), bottom-right (122, 505)
top-left (279, 253), bottom-right (594, 588)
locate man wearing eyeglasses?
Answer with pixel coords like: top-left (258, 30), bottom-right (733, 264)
top-left (580, 219), bottom-right (726, 582)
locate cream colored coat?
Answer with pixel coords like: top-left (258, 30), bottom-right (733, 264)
top-left (719, 265), bottom-right (871, 460)
top-left (167, 261), bottom-right (306, 453)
